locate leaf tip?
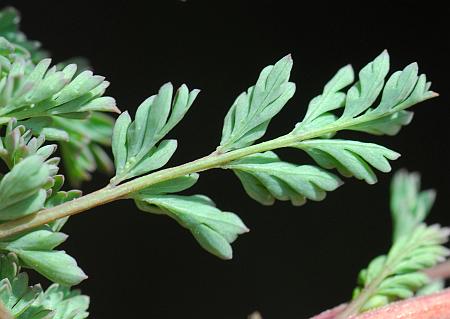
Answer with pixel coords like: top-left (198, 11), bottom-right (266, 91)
top-left (112, 104), bottom-right (121, 114)
top-left (429, 91), bottom-right (439, 98)
top-left (377, 49), bottom-right (390, 64)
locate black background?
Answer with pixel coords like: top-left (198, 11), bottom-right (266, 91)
top-left (4, 1), bottom-right (450, 318)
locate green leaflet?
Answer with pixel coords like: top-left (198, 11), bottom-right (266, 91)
top-left (341, 50), bottom-right (390, 119)
top-left (225, 151), bottom-right (342, 206)
top-left (294, 139), bottom-right (400, 184)
top-left (0, 156), bottom-right (49, 221)
top-left (347, 51), bottom-right (435, 120)
top-left (111, 83), bottom-right (199, 184)
top-left (352, 224), bottom-right (450, 312)
top-left (293, 51), bottom-right (435, 136)
top-left (347, 110), bottom-right (414, 136)
top-left (134, 194), bottom-right (249, 260)
top-left (133, 173), bottom-right (249, 260)
top-left (0, 253), bottom-right (89, 319)
top-left (219, 55), bottom-right (296, 152)
top-left (136, 173), bottom-right (199, 196)
top-left (391, 170), bottom-right (436, 242)
top-left (0, 230), bottom-right (87, 287)
top-left (15, 250), bottom-right (87, 287)
top-left (0, 230), bottom-right (68, 251)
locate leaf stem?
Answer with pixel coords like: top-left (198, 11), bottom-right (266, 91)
top-left (0, 110), bottom-right (403, 239)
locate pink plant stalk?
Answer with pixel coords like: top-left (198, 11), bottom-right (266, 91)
top-left (311, 259), bottom-right (450, 319)
top-left (311, 289), bottom-right (450, 319)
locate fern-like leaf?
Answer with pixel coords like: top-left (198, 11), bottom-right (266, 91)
top-left (294, 51), bottom-right (435, 136)
top-left (352, 224), bottom-right (450, 311)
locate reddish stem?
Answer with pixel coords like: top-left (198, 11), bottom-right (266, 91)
top-left (310, 288), bottom-right (450, 319)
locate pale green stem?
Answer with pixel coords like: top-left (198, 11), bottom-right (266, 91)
top-left (0, 110), bottom-right (400, 239)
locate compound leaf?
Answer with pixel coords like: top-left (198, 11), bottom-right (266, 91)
top-left (293, 51), bottom-right (436, 137)
top-left (0, 156), bottom-right (49, 221)
top-left (353, 224), bottom-right (450, 312)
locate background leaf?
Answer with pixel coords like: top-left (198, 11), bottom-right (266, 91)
top-left (352, 224), bottom-right (450, 312)
top-left (0, 156), bottom-right (49, 221)
top-left (348, 170), bottom-right (449, 314)
top-left (0, 252), bottom-right (89, 319)
top-left (391, 170), bottom-right (436, 241)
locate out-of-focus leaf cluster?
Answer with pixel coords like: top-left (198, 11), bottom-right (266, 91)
top-left (0, 252), bottom-right (89, 319)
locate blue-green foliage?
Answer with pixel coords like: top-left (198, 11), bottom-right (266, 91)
top-left (351, 171), bottom-right (449, 312)
top-left (0, 253), bottom-right (89, 318)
